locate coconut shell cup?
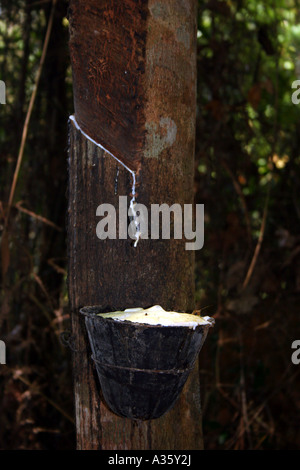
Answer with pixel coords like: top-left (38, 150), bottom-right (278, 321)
top-left (80, 306), bottom-right (214, 420)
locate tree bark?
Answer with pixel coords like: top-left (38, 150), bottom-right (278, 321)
top-left (68, 0), bottom-right (202, 450)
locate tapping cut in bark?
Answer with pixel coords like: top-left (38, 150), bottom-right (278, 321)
top-left (68, 0), bottom-right (148, 172)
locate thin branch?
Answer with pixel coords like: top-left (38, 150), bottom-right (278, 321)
top-left (241, 185), bottom-right (270, 290)
top-left (242, 37), bottom-right (279, 291)
top-left (4, 0), bottom-right (57, 231)
top-left (15, 201), bottom-right (62, 231)
top-left (11, 368), bottom-right (74, 424)
top-left (47, 258), bottom-right (67, 276)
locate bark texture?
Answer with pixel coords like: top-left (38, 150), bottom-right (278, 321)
top-left (68, 0), bottom-right (202, 450)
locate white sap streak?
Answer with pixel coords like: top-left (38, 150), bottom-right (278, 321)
top-left (129, 199), bottom-right (141, 248)
top-left (69, 115), bottom-right (140, 247)
top-left (69, 115), bottom-right (136, 194)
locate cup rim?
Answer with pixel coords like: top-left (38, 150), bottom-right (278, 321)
top-left (80, 305), bottom-right (215, 330)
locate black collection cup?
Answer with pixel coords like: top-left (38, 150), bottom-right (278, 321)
top-left (80, 306), bottom-right (214, 420)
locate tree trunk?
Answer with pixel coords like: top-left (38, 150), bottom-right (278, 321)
top-left (68, 0), bottom-right (202, 450)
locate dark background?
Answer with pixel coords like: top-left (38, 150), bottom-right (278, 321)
top-left (0, 0), bottom-right (300, 450)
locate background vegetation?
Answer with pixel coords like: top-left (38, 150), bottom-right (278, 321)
top-left (0, 0), bottom-right (300, 449)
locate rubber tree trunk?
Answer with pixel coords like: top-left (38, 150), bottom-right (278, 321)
top-left (68, 0), bottom-right (201, 450)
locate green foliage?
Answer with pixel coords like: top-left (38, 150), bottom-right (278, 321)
top-left (196, 0), bottom-right (300, 263)
top-left (196, 0), bottom-right (300, 450)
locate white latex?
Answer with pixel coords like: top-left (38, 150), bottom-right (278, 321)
top-left (98, 305), bottom-right (213, 329)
